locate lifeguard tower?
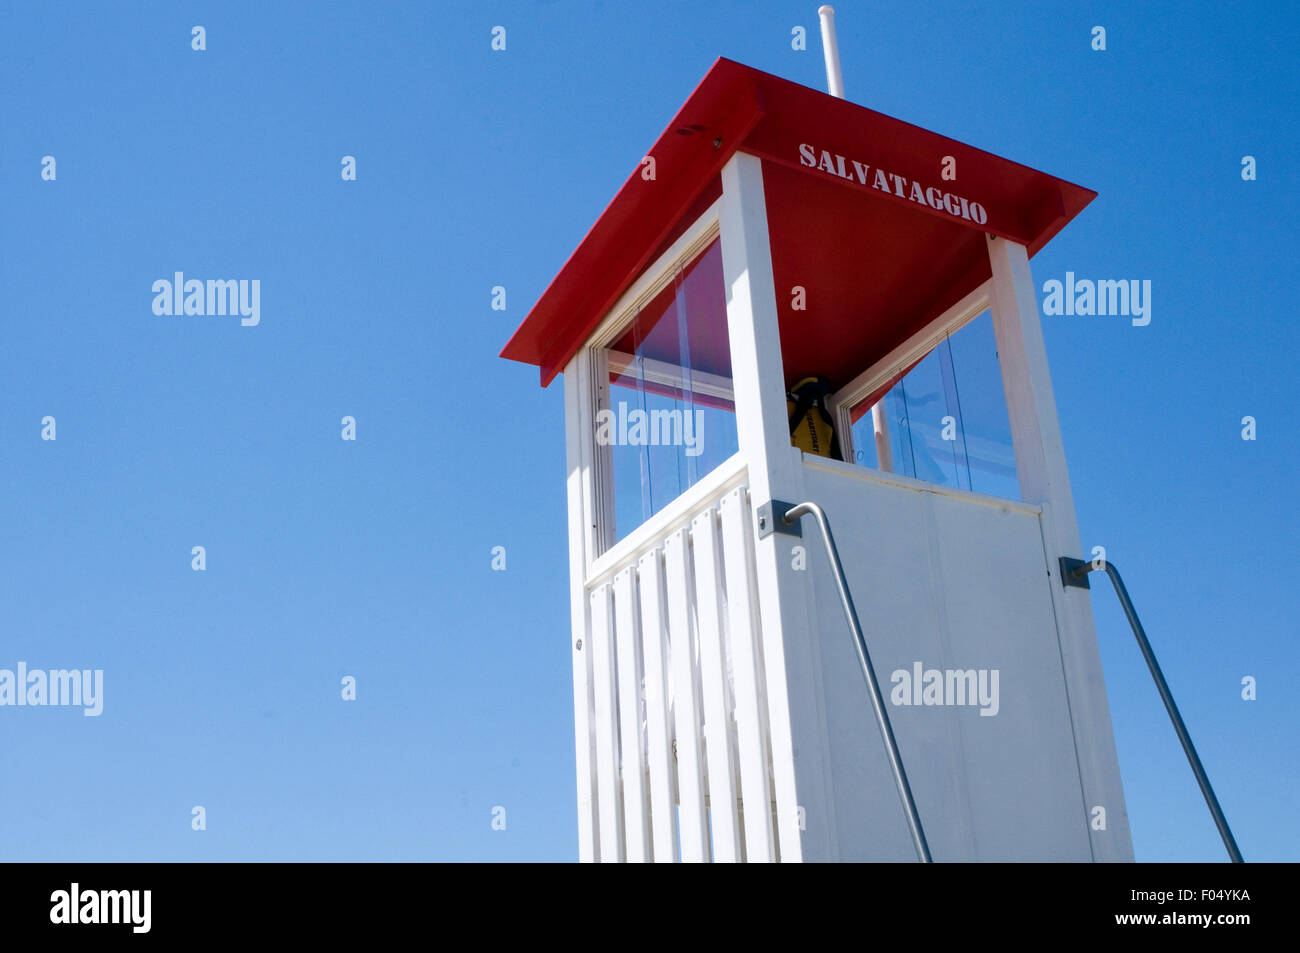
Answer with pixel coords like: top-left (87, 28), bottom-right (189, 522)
top-left (502, 11), bottom-right (1240, 863)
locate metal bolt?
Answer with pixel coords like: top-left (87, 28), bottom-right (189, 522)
top-left (575, 639), bottom-right (583, 651)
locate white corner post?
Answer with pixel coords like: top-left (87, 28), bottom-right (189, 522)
top-left (986, 234), bottom-right (1135, 861)
top-left (563, 351), bottom-right (601, 862)
top-left (719, 151), bottom-right (838, 861)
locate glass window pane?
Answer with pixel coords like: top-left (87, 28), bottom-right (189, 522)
top-left (946, 312), bottom-right (1018, 499)
top-left (601, 238), bottom-right (738, 544)
top-left (889, 343), bottom-right (963, 489)
top-left (847, 310), bottom-right (1019, 501)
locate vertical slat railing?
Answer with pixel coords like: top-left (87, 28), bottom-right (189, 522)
top-left (582, 476), bottom-right (777, 863)
top-left (691, 509), bottom-right (743, 862)
top-left (636, 550), bottom-right (680, 862)
top-left (663, 527), bottom-right (710, 862)
top-left (588, 584), bottom-right (625, 862)
top-left (718, 487), bottom-right (777, 862)
top-left (613, 568), bottom-right (651, 861)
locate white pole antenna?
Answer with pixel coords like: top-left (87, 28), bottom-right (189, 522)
top-left (819, 6), bottom-right (894, 472)
top-left (818, 6), bottom-right (845, 98)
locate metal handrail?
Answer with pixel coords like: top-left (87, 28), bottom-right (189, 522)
top-left (1060, 557), bottom-right (1244, 863)
top-left (782, 501), bottom-right (933, 863)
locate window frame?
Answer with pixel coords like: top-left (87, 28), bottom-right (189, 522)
top-left (832, 278), bottom-right (993, 472)
top-left (583, 201), bottom-right (725, 554)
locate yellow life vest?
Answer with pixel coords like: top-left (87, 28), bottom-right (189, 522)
top-left (786, 376), bottom-right (838, 458)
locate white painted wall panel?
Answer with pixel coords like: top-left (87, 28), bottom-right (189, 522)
top-left (800, 461), bottom-right (1092, 861)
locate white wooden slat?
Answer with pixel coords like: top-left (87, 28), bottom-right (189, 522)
top-left (690, 509), bottom-right (743, 862)
top-left (613, 568), bottom-right (651, 862)
top-left (663, 528), bottom-right (710, 862)
top-left (570, 604), bottom-right (599, 863)
top-left (637, 550), bottom-right (679, 862)
top-left (588, 583), bottom-right (624, 862)
top-left (719, 487), bottom-right (777, 862)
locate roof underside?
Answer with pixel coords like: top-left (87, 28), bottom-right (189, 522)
top-left (502, 57), bottom-right (1096, 387)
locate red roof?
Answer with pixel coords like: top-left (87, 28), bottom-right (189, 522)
top-left (502, 57), bottom-right (1095, 387)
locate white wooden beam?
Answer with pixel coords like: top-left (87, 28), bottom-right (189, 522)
top-left (636, 549), bottom-right (679, 862)
top-left (719, 151), bottom-right (839, 861)
top-left (664, 527), bottom-right (710, 861)
top-left (614, 568), bottom-right (651, 861)
top-left (691, 509), bottom-right (742, 861)
top-left (605, 350), bottom-right (735, 404)
top-left (985, 234), bottom-right (1134, 862)
top-left (589, 583), bottom-right (624, 862)
top-left (563, 353), bottom-right (601, 861)
top-left (719, 486), bottom-right (777, 862)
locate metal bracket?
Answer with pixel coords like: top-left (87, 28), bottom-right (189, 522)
top-left (756, 500), bottom-right (802, 539)
top-left (1059, 556), bottom-right (1092, 589)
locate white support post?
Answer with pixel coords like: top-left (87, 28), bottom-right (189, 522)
top-left (870, 403), bottom-right (894, 472)
top-left (563, 352), bottom-right (601, 862)
top-left (986, 234), bottom-right (1135, 861)
top-left (719, 151), bottom-right (839, 861)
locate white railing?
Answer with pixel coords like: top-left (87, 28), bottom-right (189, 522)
top-left (579, 462), bottom-right (781, 862)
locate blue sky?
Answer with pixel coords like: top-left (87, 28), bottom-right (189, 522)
top-left (0, 0), bottom-right (1294, 861)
